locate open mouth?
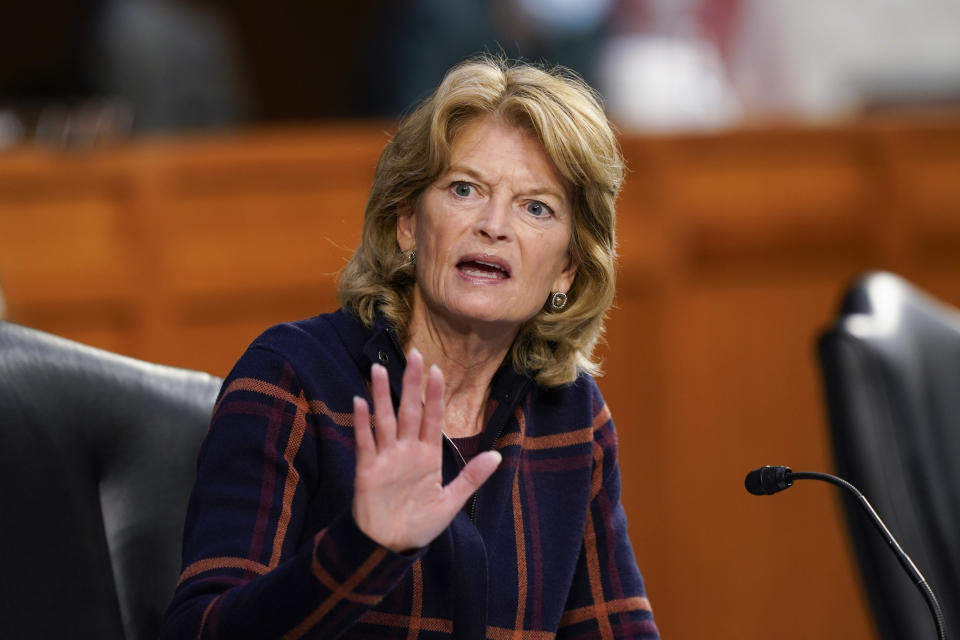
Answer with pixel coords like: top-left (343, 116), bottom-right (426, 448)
top-left (457, 258), bottom-right (510, 280)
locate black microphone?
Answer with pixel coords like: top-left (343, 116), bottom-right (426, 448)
top-left (745, 465), bottom-right (947, 640)
top-left (744, 465), bottom-right (793, 495)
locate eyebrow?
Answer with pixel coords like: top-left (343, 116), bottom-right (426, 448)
top-left (445, 164), bottom-right (569, 205)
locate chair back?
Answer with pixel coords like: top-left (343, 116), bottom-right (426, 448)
top-left (0, 322), bottom-right (222, 640)
top-left (818, 272), bottom-right (960, 640)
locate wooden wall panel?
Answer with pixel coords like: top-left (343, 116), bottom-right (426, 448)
top-left (652, 276), bottom-right (875, 638)
top-left (0, 155), bottom-right (139, 353)
top-left (2, 118), bottom-right (960, 640)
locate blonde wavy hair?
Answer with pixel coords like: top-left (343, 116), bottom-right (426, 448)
top-left (338, 56), bottom-right (624, 387)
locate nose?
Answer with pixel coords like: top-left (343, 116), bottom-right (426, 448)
top-left (475, 196), bottom-right (512, 242)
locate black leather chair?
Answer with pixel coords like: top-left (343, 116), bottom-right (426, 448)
top-left (818, 271), bottom-right (960, 640)
top-left (0, 321), bottom-right (222, 640)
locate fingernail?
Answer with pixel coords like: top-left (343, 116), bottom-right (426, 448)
top-left (409, 347), bottom-right (420, 359)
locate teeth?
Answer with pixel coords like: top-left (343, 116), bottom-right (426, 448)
top-left (475, 260), bottom-right (505, 273)
top-left (460, 259), bottom-right (509, 279)
top-left (462, 266), bottom-right (503, 279)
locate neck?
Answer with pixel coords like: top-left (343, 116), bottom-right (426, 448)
top-left (404, 298), bottom-right (517, 438)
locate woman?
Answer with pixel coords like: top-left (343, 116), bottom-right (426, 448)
top-left (162, 57), bottom-right (659, 639)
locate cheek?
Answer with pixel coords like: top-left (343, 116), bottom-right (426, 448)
top-left (414, 225), bottom-right (454, 287)
top-left (541, 233), bottom-right (573, 272)
top-left (416, 225), bottom-right (443, 264)
top-left (417, 212), bottom-right (465, 260)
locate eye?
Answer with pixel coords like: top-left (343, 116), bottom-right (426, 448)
top-left (451, 181), bottom-right (474, 198)
top-left (526, 200), bottom-right (554, 218)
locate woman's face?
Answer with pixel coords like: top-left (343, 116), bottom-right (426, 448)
top-left (397, 115), bottom-right (577, 335)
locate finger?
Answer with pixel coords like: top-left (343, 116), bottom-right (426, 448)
top-left (419, 364), bottom-right (445, 442)
top-left (444, 450), bottom-right (502, 509)
top-left (370, 363), bottom-right (396, 450)
top-left (352, 396), bottom-right (374, 466)
top-left (396, 348), bottom-right (424, 440)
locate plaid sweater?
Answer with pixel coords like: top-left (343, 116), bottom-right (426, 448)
top-left (161, 309), bottom-right (659, 639)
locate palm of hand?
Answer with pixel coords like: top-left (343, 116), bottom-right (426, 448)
top-left (351, 350), bottom-right (501, 554)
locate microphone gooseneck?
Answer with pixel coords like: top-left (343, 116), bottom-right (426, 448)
top-left (744, 465), bottom-right (947, 640)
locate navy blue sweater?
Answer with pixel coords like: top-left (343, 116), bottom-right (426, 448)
top-left (161, 309), bottom-right (659, 639)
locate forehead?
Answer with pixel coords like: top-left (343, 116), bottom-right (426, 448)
top-left (446, 116), bottom-right (569, 194)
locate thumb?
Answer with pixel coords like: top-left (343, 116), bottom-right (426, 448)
top-left (444, 450), bottom-right (502, 508)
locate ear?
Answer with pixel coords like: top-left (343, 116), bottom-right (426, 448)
top-left (396, 202), bottom-right (416, 251)
top-left (552, 251), bottom-right (578, 294)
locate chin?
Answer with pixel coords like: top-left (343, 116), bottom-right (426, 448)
top-left (422, 289), bottom-right (536, 331)
top-left (436, 301), bottom-right (512, 327)
top-left (460, 306), bottom-right (537, 330)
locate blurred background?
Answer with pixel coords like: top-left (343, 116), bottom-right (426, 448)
top-left (4, 0), bottom-right (960, 141)
top-left (2, 1), bottom-right (960, 639)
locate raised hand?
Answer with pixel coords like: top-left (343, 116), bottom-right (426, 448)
top-left (351, 349), bottom-right (502, 554)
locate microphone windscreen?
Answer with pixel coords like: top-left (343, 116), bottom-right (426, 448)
top-left (745, 465), bottom-right (793, 495)
top-left (744, 468), bottom-right (767, 495)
